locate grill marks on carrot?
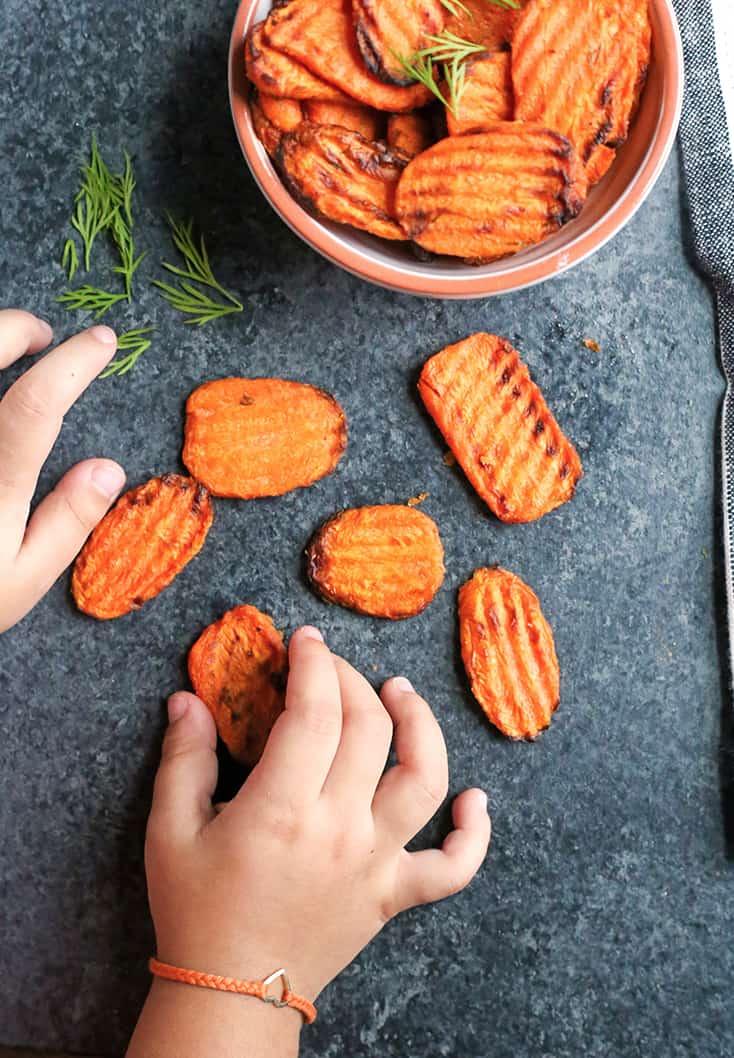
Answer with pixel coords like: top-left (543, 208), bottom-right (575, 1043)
top-left (264, 0), bottom-right (432, 112)
top-left (444, 0), bottom-right (526, 50)
top-left (72, 475), bottom-right (213, 620)
top-left (278, 122), bottom-right (409, 239)
top-left (418, 333), bottom-right (582, 522)
top-left (395, 124), bottom-right (587, 261)
top-left (306, 504), bottom-right (445, 619)
top-left (512, 0), bottom-right (651, 183)
top-left (352, 0), bottom-right (446, 86)
top-left (446, 53), bottom-right (513, 135)
top-left (246, 21), bottom-right (352, 102)
top-left (183, 377), bottom-right (347, 499)
top-left (189, 605), bottom-right (287, 767)
top-left (459, 567), bottom-right (559, 739)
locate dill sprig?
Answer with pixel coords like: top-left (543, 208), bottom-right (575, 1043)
top-left (62, 239), bottom-right (79, 281)
top-left (153, 215), bottom-right (243, 326)
top-left (393, 32), bottom-right (486, 115)
top-left (439, 0), bottom-right (519, 14)
top-left (99, 327), bottom-right (155, 379)
top-left (111, 211), bottom-right (147, 301)
top-left (56, 285), bottom-right (126, 319)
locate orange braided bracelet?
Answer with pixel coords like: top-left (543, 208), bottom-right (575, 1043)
top-left (148, 957), bottom-right (317, 1024)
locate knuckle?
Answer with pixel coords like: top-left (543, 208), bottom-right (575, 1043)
top-left (5, 382), bottom-right (56, 424)
top-left (297, 703), bottom-right (341, 738)
top-left (59, 491), bottom-right (95, 533)
top-left (414, 769), bottom-right (449, 811)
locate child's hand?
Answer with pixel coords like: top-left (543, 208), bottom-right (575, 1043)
top-left (131, 627), bottom-right (490, 1057)
top-left (0, 310), bottom-right (125, 633)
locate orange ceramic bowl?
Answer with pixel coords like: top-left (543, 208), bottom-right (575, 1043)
top-left (229, 1), bottom-right (683, 299)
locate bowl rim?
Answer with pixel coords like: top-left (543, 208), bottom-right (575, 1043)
top-left (228, 0), bottom-right (684, 300)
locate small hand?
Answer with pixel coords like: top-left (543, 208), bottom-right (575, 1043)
top-left (143, 627), bottom-right (491, 1011)
top-left (0, 310), bottom-right (125, 632)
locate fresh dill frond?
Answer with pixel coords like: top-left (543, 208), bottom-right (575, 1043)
top-left (57, 285), bottom-right (126, 319)
top-left (111, 212), bottom-right (147, 301)
top-left (99, 326), bottom-right (155, 378)
top-left (118, 152), bottom-right (135, 228)
top-left (62, 239), bottom-right (79, 281)
top-left (393, 32), bottom-right (485, 115)
top-left (153, 215), bottom-right (243, 325)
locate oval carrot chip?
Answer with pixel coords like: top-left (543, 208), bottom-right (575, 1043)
top-left (259, 94), bottom-right (305, 131)
top-left (512, 0), bottom-right (651, 169)
top-left (183, 377), bottom-right (347, 499)
top-left (278, 122), bottom-right (409, 240)
top-left (459, 567), bottom-right (559, 739)
top-left (264, 0), bottom-right (432, 112)
top-left (72, 474), bottom-right (213, 620)
top-left (445, 53), bottom-right (513, 135)
top-left (419, 333), bottom-right (582, 523)
top-left (387, 110), bottom-right (434, 157)
top-left (352, 0), bottom-right (446, 86)
top-left (395, 124), bottom-right (587, 261)
top-left (303, 100), bottom-right (384, 140)
top-left (306, 504), bottom-right (445, 619)
top-left (444, 0), bottom-right (525, 50)
top-left (246, 21), bottom-right (352, 102)
top-left (189, 605), bottom-right (287, 767)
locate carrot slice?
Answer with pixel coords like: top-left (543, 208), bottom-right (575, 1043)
top-left (418, 333), bottom-right (582, 522)
top-left (395, 124), bottom-right (587, 261)
top-left (446, 52), bottom-right (513, 135)
top-left (278, 122), bottom-right (409, 240)
top-left (352, 0), bottom-right (445, 86)
top-left (585, 143), bottom-right (616, 186)
top-left (306, 505), bottom-right (445, 619)
top-left (72, 475), bottom-right (213, 620)
top-left (386, 110), bottom-right (434, 157)
top-left (259, 94), bottom-right (305, 131)
top-left (251, 93), bottom-right (286, 157)
top-left (189, 605), bottom-right (287, 767)
top-left (183, 377), bottom-right (347, 499)
top-left (444, 0), bottom-right (526, 49)
top-left (459, 567), bottom-right (559, 739)
top-left (512, 0), bottom-right (651, 165)
top-left (264, 0), bottom-right (432, 112)
top-left (245, 21), bottom-right (352, 102)
top-left (304, 100), bottom-right (384, 140)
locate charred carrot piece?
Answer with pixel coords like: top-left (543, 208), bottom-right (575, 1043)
top-left (352, 0), bottom-right (445, 86)
top-left (386, 110), bottom-right (434, 157)
top-left (304, 100), bottom-right (384, 140)
top-left (418, 333), bottom-right (582, 522)
top-left (246, 21), bottom-right (352, 102)
top-left (445, 53), bottom-right (513, 135)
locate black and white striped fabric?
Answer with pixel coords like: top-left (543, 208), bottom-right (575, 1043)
top-left (675, 0), bottom-right (734, 667)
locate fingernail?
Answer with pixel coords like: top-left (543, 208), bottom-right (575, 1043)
top-left (37, 319), bottom-right (54, 344)
top-left (91, 462), bottom-right (126, 500)
top-left (168, 694), bottom-right (190, 724)
top-left (390, 676), bottom-right (414, 694)
top-left (475, 790), bottom-right (488, 812)
top-left (87, 324), bottom-right (117, 345)
top-left (299, 626), bottom-right (324, 643)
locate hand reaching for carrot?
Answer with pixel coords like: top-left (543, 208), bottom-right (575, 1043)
top-left (127, 626), bottom-right (491, 1058)
top-left (0, 309), bottom-right (125, 633)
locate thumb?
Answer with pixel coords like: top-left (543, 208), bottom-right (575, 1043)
top-left (149, 693), bottom-right (219, 842)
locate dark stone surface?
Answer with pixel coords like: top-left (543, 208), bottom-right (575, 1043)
top-left (0, 2), bottom-right (731, 1056)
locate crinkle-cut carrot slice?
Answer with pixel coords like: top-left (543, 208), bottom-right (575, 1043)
top-left (352, 0), bottom-right (445, 86)
top-left (395, 124), bottom-right (587, 261)
top-left (246, 21), bottom-right (352, 102)
top-left (512, 0), bottom-right (651, 165)
top-left (278, 122), bottom-right (409, 240)
top-left (72, 474), bottom-right (213, 620)
top-left (183, 376), bottom-right (347, 499)
top-left (387, 110), bottom-right (434, 157)
top-left (418, 333), bottom-right (582, 522)
top-left (306, 504), bottom-right (445, 619)
top-left (189, 605), bottom-right (287, 767)
top-left (459, 567), bottom-right (559, 739)
top-left (304, 99), bottom-right (384, 140)
top-left (444, 0), bottom-right (526, 50)
top-left (446, 52), bottom-right (513, 135)
top-left (264, 0), bottom-right (433, 112)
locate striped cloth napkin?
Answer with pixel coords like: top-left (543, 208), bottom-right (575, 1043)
top-left (675, 0), bottom-right (734, 666)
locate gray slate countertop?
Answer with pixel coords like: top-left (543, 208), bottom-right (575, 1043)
top-left (1, 2), bottom-right (732, 1056)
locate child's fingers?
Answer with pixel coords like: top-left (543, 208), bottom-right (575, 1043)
top-left (321, 656), bottom-right (393, 806)
top-left (0, 326), bottom-right (117, 538)
top-left (393, 789), bottom-right (491, 912)
top-left (0, 310), bottom-right (54, 368)
top-left (371, 678), bottom-right (449, 845)
top-left (14, 459), bottom-right (125, 595)
top-left (148, 693), bottom-right (219, 845)
top-left (247, 627), bottom-right (342, 804)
